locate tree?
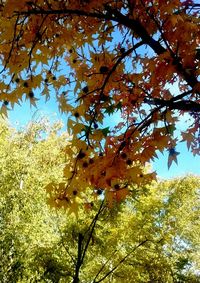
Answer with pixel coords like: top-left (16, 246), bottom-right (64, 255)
top-left (65, 175), bottom-right (200, 283)
top-left (0, 1), bottom-right (199, 204)
top-left (0, 118), bottom-right (199, 282)
top-left (0, 117), bottom-right (69, 282)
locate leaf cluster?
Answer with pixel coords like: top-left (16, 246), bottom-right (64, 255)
top-left (0, 0), bottom-right (199, 203)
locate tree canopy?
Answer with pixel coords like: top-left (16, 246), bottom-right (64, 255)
top-left (0, 119), bottom-right (200, 282)
top-left (0, 118), bottom-right (67, 282)
top-left (0, 0), bottom-right (199, 204)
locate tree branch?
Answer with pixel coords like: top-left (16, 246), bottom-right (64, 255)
top-left (92, 249), bottom-right (118, 283)
top-left (93, 239), bottom-right (149, 283)
top-left (81, 200), bottom-right (105, 263)
top-left (72, 201), bottom-right (105, 283)
top-left (73, 233), bottom-right (84, 283)
top-left (106, 7), bottom-right (198, 88)
top-left (15, 6), bottom-right (199, 89)
top-left (145, 98), bottom-right (200, 112)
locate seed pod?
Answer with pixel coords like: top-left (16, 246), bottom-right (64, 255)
top-left (126, 159), bottom-right (132, 165)
top-left (82, 86), bottom-right (89, 93)
top-left (77, 151), bottom-right (86, 159)
top-left (74, 112), bottom-right (80, 118)
top-left (29, 91), bottom-right (34, 98)
top-left (99, 66), bottom-right (109, 74)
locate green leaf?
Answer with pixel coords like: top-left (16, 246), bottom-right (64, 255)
top-left (104, 105), bottom-right (115, 115)
top-left (116, 101), bottom-right (122, 110)
top-left (101, 127), bottom-right (110, 137)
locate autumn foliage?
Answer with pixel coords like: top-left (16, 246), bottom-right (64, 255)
top-left (0, 0), bottom-right (199, 206)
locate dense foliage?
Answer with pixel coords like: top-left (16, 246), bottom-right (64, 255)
top-left (0, 0), bottom-right (199, 204)
top-left (0, 120), bottom-right (199, 282)
top-left (0, 118), bottom-right (66, 282)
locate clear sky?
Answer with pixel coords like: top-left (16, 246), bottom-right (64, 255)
top-left (153, 142), bottom-right (200, 179)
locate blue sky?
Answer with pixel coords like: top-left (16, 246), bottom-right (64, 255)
top-left (153, 143), bottom-right (200, 179)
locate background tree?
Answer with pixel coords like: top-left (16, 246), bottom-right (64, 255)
top-left (65, 176), bottom-right (200, 283)
top-left (0, 0), bottom-right (199, 206)
top-left (0, 118), bottom-right (199, 282)
top-left (0, 118), bottom-right (69, 282)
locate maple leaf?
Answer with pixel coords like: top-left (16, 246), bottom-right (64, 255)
top-left (115, 188), bottom-right (129, 202)
top-left (105, 190), bottom-right (115, 208)
top-left (68, 201), bottom-right (79, 218)
top-left (101, 127), bottom-right (110, 137)
top-left (181, 131), bottom-right (194, 150)
top-left (168, 148), bottom-right (180, 169)
top-left (0, 105), bottom-right (8, 117)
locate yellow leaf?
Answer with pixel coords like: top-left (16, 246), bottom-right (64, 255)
top-left (45, 182), bottom-right (55, 194)
top-left (67, 119), bottom-right (75, 134)
top-left (68, 201), bottom-right (79, 217)
top-left (0, 105), bottom-right (8, 117)
top-left (105, 190), bottom-right (115, 208)
top-left (115, 188), bottom-right (129, 202)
